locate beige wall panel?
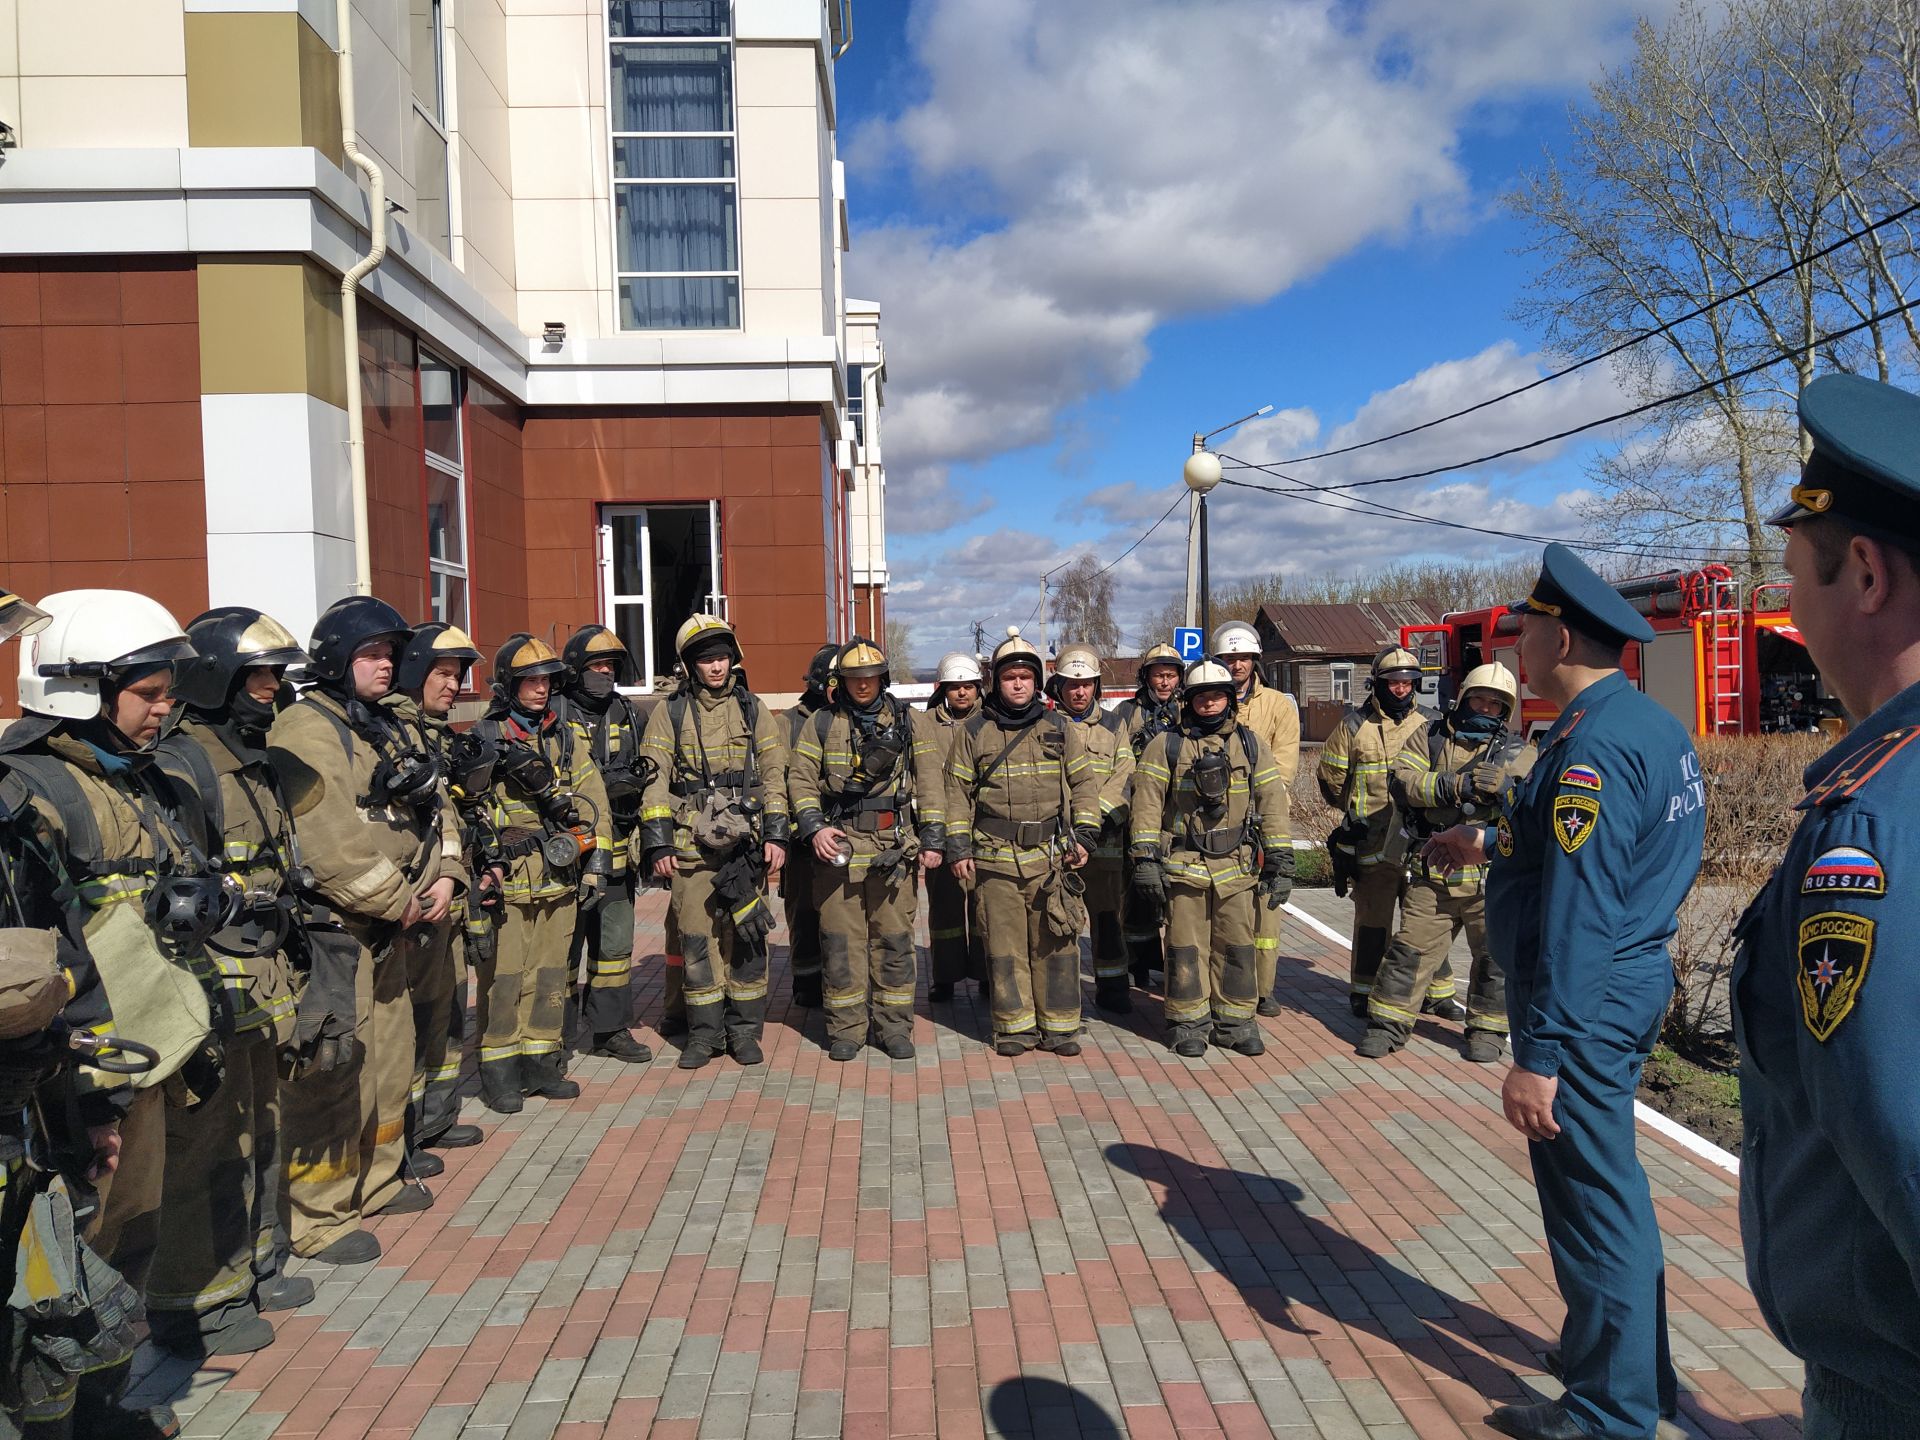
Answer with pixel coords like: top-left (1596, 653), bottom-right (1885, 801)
top-left (457, 152), bottom-right (518, 298)
top-left (740, 196), bottom-right (824, 293)
top-left (742, 287), bottom-right (829, 339)
top-left (19, 75), bottom-right (189, 147)
top-left (198, 257), bottom-right (346, 412)
top-left (737, 105), bottom-right (820, 201)
top-left (513, 197), bottom-right (600, 291)
top-left (18, 0), bottom-right (185, 76)
top-left (508, 104), bottom-right (603, 201)
top-left (186, 12), bottom-right (341, 163)
top-left (504, 13), bottom-right (592, 108)
top-left (733, 42), bottom-right (816, 109)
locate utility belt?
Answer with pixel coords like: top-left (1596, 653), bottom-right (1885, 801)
top-left (976, 815), bottom-right (1061, 849)
top-left (497, 828), bottom-right (547, 862)
top-left (1174, 817), bottom-right (1251, 860)
top-left (825, 791), bottom-right (907, 834)
top-left (670, 770), bottom-right (747, 798)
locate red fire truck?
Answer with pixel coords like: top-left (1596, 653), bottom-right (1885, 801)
top-left (1400, 563), bottom-right (1830, 739)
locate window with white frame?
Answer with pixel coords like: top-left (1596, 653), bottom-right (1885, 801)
top-left (421, 352), bottom-right (469, 630)
top-left (408, 0), bottom-right (452, 254)
top-left (847, 364), bottom-right (865, 447)
top-left (608, 1), bottom-right (740, 330)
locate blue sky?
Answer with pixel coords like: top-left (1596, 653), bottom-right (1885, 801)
top-left (832, 1), bottom-right (1693, 657)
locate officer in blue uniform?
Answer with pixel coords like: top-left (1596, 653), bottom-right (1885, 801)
top-left (1733, 373), bottom-right (1920, 1440)
top-left (1432, 543), bottom-right (1706, 1440)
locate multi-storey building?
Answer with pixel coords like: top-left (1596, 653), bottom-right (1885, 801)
top-left (0, 0), bottom-right (886, 698)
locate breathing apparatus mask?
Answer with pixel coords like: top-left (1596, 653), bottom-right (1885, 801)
top-left (1190, 747), bottom-right (1232, 818)
top-left (446, 730), bottom-right (501, 801)
top-left (364, 746), bottom-right (444, 812)
top-left (144, 860), bottom-right (238, 959)
top-left (498, 742), bottom-right (597, 870)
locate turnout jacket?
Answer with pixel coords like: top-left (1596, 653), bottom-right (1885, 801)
top-left (1316, 697), bottom-right (1430, 865)
top-left (787, 695), bottom-right (944, 879)
top-left (942, 704), bottom-right (1099, 880)
top-left (1130, 721), bottom-right (1288, 895)
top-left (553, 690), bottom-right (645, 877)
top-left (1235, 674), bottom-right (1301, 786)
top-left (268, 688), bottom-right (463, 927)
top-left (1389, 718), bottom-right (1536, 895)
top-left (1057, 703), bottom-right (1132, 861)
top-left (637, 679), bottom-right (790, 868)
top-left (1111, 690), bottom-right (1180, 759)
top-left (471, 704), bottom-right (613, 905)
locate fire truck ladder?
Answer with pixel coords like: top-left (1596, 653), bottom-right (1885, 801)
top-left (1698, 572), bottom-right (1744, 734)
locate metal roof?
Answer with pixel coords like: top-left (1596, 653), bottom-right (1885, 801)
top-left (1255, 600), bottom-right (1441, 659)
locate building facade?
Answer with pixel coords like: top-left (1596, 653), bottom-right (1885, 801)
top-left (0, 0), bottom-right (886, 700)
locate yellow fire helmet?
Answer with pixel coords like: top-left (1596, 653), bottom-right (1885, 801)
top-left (1372, 646), bottom-right (1422, 683)
top-left (1136, 642), bottom-right (1182, 684)
top-left (0, 590), bottom-right (51, 648)
top-left (492, 633), bottom-right (567, 693)
top-left (674, 613), bottom-right (740, 666)
top-left (991, 626), bottom-right (1043, 680)
top-left (563, 624), bottom-right (636, 685)
top-left (1459, 661), bottom-right (1519, 719)
top-left (837, 636), bottom-right (889, 681)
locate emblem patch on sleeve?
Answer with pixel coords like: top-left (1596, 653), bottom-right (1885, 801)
top-left (1800, 846), bottom-right (1885, 898)
top-left (1496, 814), bottom-right (1514, 857)
top-left (1552, 793), bottom-right (1599, 854)
top-left (1559, 764), bottom-right (1603, 790)
top-left (1795, 911), bottom-right (1875, 1041)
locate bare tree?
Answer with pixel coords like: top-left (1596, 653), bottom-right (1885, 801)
top-left (1508, 0), bottom-right (1920, 583)
top-left (885, 619), bottom-right (915, 676)
top-left (1050, 555), bottom-right (1122, 656)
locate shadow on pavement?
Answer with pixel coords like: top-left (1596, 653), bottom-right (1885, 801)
top-left (986, 1376), bottom-right (1124, 1437)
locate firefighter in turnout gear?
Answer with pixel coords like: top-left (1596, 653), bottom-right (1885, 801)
top-left (1047, 646), bottom-right (1135, 1014)
top-left (470, 636), bottom-right (612, 1111)
top-left (789, 638), bottom-right (940, 1061)
top-left (638, 615), bottom-right (789, 1070)
top-left (1111, 643), bottom-right (1183, 988)
top-left (268, 597), bottom-right (458, 1262)
top-left (921, 652), bottom-right (986, 1002)
top-left (1130, 662), bottom-right (1290, 1057)
top-left (1359, 663), bottom-right (1536, 1063)
top-left (779, 643), bottom-right (838, 1010)
top-left (149, 607), bottom-right (316, 1355)
top-left (554, 626), bottom-right (653, 1064)
top-left (942, 629), bottom-right (1099, 1056)
top-left (1317, 647), bottom-right (1433, 1016)
top-left (1211, 621), bottom-right (1300, 1016)
top-left (390, 624), bottom-right (490, 1162)
top-left (3, 591), bottom-right (221, 1319)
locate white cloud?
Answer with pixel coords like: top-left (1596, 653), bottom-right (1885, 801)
top-left (850, 0), bottom-right (1672, 517)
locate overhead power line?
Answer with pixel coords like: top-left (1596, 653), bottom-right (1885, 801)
top-left (1267, 198), bottom-right (1920, 468)
top-left (1226, 293), bottom-right (1920, 495)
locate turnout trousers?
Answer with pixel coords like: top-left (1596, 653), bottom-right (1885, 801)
top-left (1254, 882), bottom-right (1283, 1003)
top-left (282, 931), bottom-right (413, 1256)
top-left (477, 896), bottom-right (574, 1091)
top-left (1163, 884), bottom-right (1259, 1050)
top-left (672, 863), bottom-right (769, 1052)
top-left (1519, 955), bottom-right (1677, 1439)
top-left (1122, 857), bottom-right (1165, 982)
top-left (571, 871), bottom-right (637, 1038)
top-left (86, 1085), bottom-right (164, 1297)
top-left (1367, 879), bottom-right (1505, 1040)
top-left (405, 918), bottom-right (462, 1144)
top-left (1346, 863), bottom-right (1402, 1002)
top-left (815, 864), bottom-right (917, 1047)
top-left (148, 1027), bottom-right (283, 1344)
top-left (925, 864), bottom-right (985, 988)
top-left (979, 871), bottom-right (1081, 1050)
top-left (1083, 856), bottom-right (1127, 997)
top-left (781, 848), bottom-right (822, 995)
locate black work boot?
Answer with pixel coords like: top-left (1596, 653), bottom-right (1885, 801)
top-left (927, 981), bottom-right (954, 1002)
top-left (593, 1030), bottom-right (654, 1063)
top-left (659, 1013), bottom-right (689, 1038)
top-left (479, 1058), bottom-right (524, 1114)
top-left (1093, 982), bottom-right (1133, 1015)
top-left (257, 1273), bottom-right (315, 1312)
top-left (427, 1122), bottom-right (484, 1148)
top-left (1356, 1027), bottom-right (1400, 1059)
top-left (791, 973), bottom-right (823, 1008)
top-left (1423, 995), bottom-right (1469, 1023)
top-left (521, 1052), bottom-right (581, 1099)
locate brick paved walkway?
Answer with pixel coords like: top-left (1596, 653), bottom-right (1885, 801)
top-left (131, 894), bottom-right (1803, 1439)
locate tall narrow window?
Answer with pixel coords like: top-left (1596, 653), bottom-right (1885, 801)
top-left (847, 364), bottom-right (865, 447)
top-left (609, 1), bottom-right (740, 329)
top-left (421, 352), bottom-right (470, 629)
top-left (410, 0), bottom-right (452, 254)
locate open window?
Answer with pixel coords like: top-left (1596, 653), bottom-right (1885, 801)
top-left (597, 501), bottom-right (726, 691)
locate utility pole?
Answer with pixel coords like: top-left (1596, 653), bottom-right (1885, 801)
top-left (1036, 579), bottom-right (1048, 660)
top-left (971, 619), bottom-right (988, 656)
top-left (1184, 431), bottom-right (1206, 630)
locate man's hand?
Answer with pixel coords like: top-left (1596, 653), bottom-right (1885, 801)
top-left (419, 876), bottom-right (456, 924)
top-left (652, 853), bottom-right (677, 881)
top-left (812, 828), bottom-right (849, 864)
top-left (85, 1120), bottom-right (122, 1180)
top-left (952, 857), bottom-right (975, 884)
top-left (1067, 843), bottom-right (1089, 869)
top-left (919, 848), bottom-right (943, 872)
top-left (1423, 823), bottom-right (1488, 877)
top-left (399, 894), bottom-right (424, 929)
top-left (1502, 1065), bottom-right (1561, 1141)
top-left (763, 842), bottom-right (786, 878)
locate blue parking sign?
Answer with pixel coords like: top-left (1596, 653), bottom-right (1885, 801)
top-left (1173, 627), bottom-right (1205, 662)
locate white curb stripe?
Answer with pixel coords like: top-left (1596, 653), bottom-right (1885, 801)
top-left (1282, 900), bottom-right (1741, 1175)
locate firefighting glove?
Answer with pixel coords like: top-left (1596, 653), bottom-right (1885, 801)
top-left (713, 851), bottom-right (775, 948)
top-left (1468, 761), bottom-right (1506, 805)
top-left (1429, 770), bottom-right (1463, 806)
top-left (1130, 856), bottom-right (1167, 907)
top-left (287, 924), bottom-right (361, 1077)
top-left (170, 1038), bottom-right (227, 1110)
top-left (577, 849), bottom-right (611, 912)
top-left (1258, 848), bottom-right (1295, 911)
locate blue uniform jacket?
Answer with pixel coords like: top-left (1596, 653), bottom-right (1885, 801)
top-left (1733, 680), bottom-right (1920, 1421)
top-left (1488, 672), bottom-right (1707, 1076)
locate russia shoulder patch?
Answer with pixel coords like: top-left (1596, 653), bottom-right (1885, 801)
top-left (1559, 763), bottom-right (1602, 790)
top-left (1801, 846), bottom-right (1886, 898)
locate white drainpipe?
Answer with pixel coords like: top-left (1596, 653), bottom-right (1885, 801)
top-left (336, 0), bottom-right (387, 595)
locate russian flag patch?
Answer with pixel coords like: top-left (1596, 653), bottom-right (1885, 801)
top-left (1801, 846), bottom-right (1885, 898)
top-left (1559, 764), bottom-right (1602, 791)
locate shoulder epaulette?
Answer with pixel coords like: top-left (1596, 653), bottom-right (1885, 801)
top-left (1802, 726), bottom-right (1920, 809)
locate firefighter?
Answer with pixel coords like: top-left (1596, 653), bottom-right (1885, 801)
top-left (149, 607), bottom-right (318, 1355)
top-left (940, 629), bottom-right (1099, 1056)
top-left (470, 636), bottom-right (613, 1110)
top-left (789, 637), bottom-right (941, 1060)
top-left (553, 626), bottom-right (653, 1064)
top-left (779, 643), bottom-right (839, 1010)
top-left (1111, 643), bottom-right (1183, 988)
top-left (269, 597), bottom-right (453, 1262)
top-left (1316, 647), bottom-right (1434, 1016)
top-left (638, 616), bottom-right (789, 1070)
top-left (920, 652), bottom-right (987, 1002)
top-left (1359, 663), bottom-right (1535, 1063)
top-left (390, 623), bottom-right (491, 1158)
top-left (1211, 621), bottom-right (1300, 1016)
top-left (1046, 645), bottom-right (1134, 1013)
top-left (1130, 660), bottom-right (1290, 1056)
top-left (2, 591), bottom-right (226, 1308)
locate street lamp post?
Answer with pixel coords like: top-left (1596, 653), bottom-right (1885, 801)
top-left (1183, 406), bottom-right (1273, 636)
